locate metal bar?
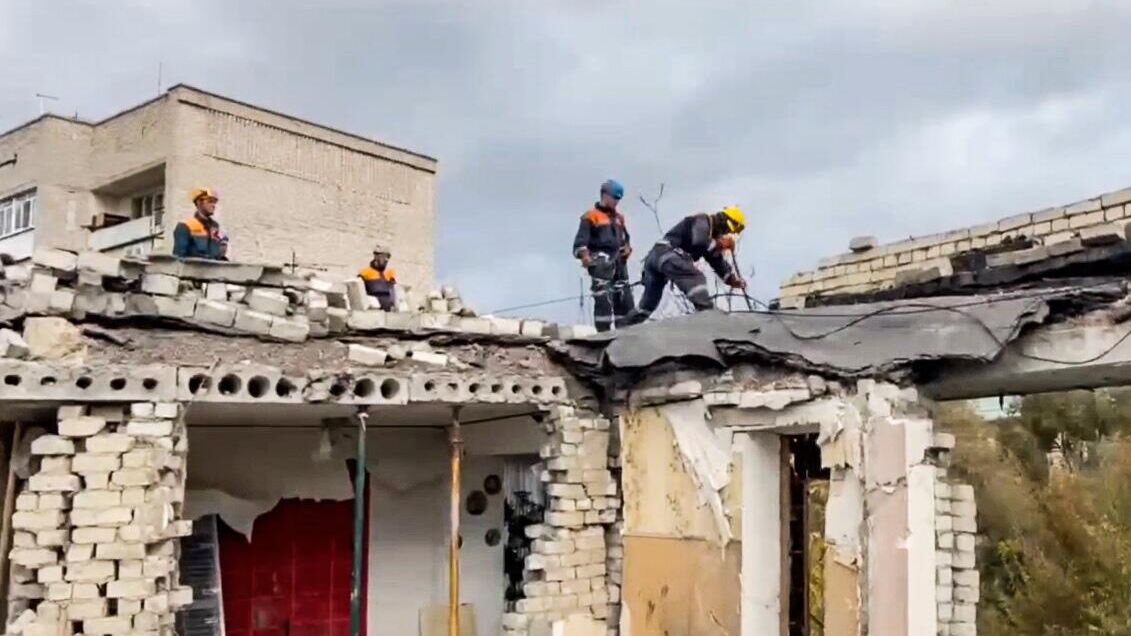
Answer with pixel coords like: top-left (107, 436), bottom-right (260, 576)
top-left (449, 407), bottom-right (464, 636)
top-left (350, 410), bottom-right (369, 636)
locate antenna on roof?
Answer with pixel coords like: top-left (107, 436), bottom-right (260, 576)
top-left (35, 93), bottom-right (59, 115)
top-left (156, 62), bottom-right (163, 95)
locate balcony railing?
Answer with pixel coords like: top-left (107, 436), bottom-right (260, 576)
top-left (88, 215), bottom-right (163, 252)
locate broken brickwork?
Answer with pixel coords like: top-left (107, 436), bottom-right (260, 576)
top-left (8, 402), bottom-right (190, 636)
top-left (503, 406), bottom-right (617, 635)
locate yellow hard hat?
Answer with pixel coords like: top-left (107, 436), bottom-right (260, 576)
top-left (190, 187), bottom-right (219, 203)
top-left (721, 206), bottom-right (746, 233)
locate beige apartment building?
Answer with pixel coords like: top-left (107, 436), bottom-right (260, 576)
top-left (0, 84), bottom-right (437, 287)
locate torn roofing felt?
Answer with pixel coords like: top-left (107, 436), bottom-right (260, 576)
top-left (564, 283), bottom-right (1128, 377)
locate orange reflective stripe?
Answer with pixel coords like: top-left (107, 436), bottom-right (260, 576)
top-left (585, 209), bottom-right (612, 226)
top-left (183, 217), bottom-right (208, 236)
top-left (359, 267), bottom-right (395, 282)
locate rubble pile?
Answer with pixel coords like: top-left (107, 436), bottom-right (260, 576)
top-left (0, 248), bottom-right (595, 348)
top-left (6, 403), bottom-right (191, 636)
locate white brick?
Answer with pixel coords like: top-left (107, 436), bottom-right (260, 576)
top-left (38, 457), bottom-right (73, 475)
top-left (107, 579), bottom-right (155, 600)
top-left (14, 530), bottom-right (35, 547)
top-left (168, 586), bottom-right (193, 607)
top-left (45, 583), bottom-right (72, 602)
top-left (269, 317), bottom-right (310, 342)
top-left (142, 593), bottom-right (169, 614)
top-left (65, 544), bottom-right (94, 563)
top-left (35, 529), bottom-right (68, 547)
top-left (73, 490), bottom-right (123, 509)
top-left (28, 474), bottom-right (80, 493)
top-left (10, 548), bottom-right (57, 567)
top-left (577, 563), bottom-right (606, 578)
top-left (118, 560), bottom-right (143, 578)
top-left (125, 420), bottom-right (173, 437)
top-left (83, 616), bottom-right (132, 635)
top-left (153, 402), bottom-right (179, 419)
top-left (96, 542), bottom-right (146, 560)
top-left (533, 539), bottom-right (575, 555)
top-left (30, 436), bottom-right (75, 456)
top-left (132, 611), bottom-right (160, 631)
top-left (86, 434), bottom-right (135, 454)
top-left (66, 598), bottom-right (108, 620)
top-left (951, 484), bottom-right (975, 501)
top-left (116, 599), bottom-right (141, 616)
top-left (952, 551), bottom-right (976, 569)
top-left (194, 299), bottom-right (237, 327)
top-left (72, 526), bottom-right (117, 544)
top-left (72, 582), bottom-right (101, 599)
top-left (36, 565), bottom-right (63, 585)
top-left (953, 603), bottom-right (976, 623)
top-left (246, 289), bottom-right (290, 316)
top-left (111, 468), bottom-right (159, 487)
top-left (120, 487), bottom-right (146, 506)
top-left (65, 560), bottom-right (116, 583)
top-left (142, 556), bottom-right (174, 577)
top-left (16, 493), bottom-right (38, 511)
top-left (955, 585), bottom-right (980, 603)
top-left (72, 453), bottom-right (121, 474)
top-left (70, 507), bottom-right (133, 527)
top-left (122, 449), bottom-right (167, 468)
top-left (348, 344), bottom-right (387, 366)
top-left (58, 416), bottom-right (107, 438)
top-left (954, 569), bottom-right (979, 588)
top-left (33, 248), bottom-right (77, 272)
top-left (955, 533), bottom-right (975, 552)
top-left (234, 308), bottom-right (274, 335)
top-left (544, 566), bottom-right (578, 581)
top-left (141, 274), bottom-right (180, 296)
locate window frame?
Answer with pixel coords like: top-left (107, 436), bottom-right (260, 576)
top-left (0, 189), bottom-right (35, 240)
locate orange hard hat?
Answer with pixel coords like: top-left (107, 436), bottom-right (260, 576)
top-left (190, 187), bottom-right (219, 203)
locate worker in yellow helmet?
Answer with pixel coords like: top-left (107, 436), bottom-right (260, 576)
top-left (173, 188), bottom-right (226, 260)
top-left (625, 206), bottom-right (747, 324)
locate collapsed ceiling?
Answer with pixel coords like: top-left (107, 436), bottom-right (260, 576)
top-left (559, 282), bottom-right (1130, 380)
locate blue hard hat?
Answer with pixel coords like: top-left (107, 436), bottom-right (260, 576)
top-left (600, 179), bottom-right (624, 200)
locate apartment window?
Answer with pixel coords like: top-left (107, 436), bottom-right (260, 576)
top-left (131, 190), bottom-right (164, 223)
top-left (0, 190), bottom-right (35, 239)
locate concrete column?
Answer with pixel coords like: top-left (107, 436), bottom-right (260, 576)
top-left (860, 382), bottom-right (938, 636)
top-left (739, 432), bottom-right (782, 636)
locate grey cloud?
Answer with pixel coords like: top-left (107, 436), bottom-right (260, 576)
top-left (3, 1), bottom-right (1131, 322)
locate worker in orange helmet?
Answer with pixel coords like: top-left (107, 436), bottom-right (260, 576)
top-left (359, 244), bottom-right (398, 311)
top-left (173, 188), bottom-right (226, 260)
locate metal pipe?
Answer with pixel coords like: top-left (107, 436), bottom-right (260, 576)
top-left (350, 410), bottom-right (369, 636)
top-left (448, 407), bottom-right (464, 636)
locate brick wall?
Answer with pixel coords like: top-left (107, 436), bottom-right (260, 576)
top-left (7, 402), bottom-right (191, 636)
top-left (779, 186), bottom-right (1131, 307)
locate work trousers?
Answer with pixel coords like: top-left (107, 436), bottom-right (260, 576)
top-left (630, 245), bottom-right (712, 323)
top-left (588, 253), bottom-right (635, 332)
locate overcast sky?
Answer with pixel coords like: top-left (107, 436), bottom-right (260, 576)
top-left (3, 1), bottom-right (1131, 324)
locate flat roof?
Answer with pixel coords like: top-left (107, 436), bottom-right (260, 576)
top-left (0, 84), bottom-right (436, 164)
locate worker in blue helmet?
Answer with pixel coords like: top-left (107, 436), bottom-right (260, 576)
top-left (572, 179), bottom-right (634, 331)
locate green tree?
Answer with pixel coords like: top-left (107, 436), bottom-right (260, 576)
top-left (941, 392), bottom-right (1131, 635)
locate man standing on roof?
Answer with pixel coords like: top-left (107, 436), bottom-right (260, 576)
top-left (625, 206), bottom-right (748, 324)
top-left (360, 244), bottom-right (398, 311)
top-left (573, 179), bottom-right (634, 332)
top-left (173, 188), bottom-right (227, 260)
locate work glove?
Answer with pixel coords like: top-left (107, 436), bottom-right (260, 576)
top-left (579, 251), bottom-right (592, 267)
top-left (715, 235), bottom-right (737, 252)
top-left (619, 245), bottom-right (633, 259)
top-left (725, 274), bottom-right (747, 290)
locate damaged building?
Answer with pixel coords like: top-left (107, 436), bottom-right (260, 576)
top-left (2, 179), bottom-right (1131, 636)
